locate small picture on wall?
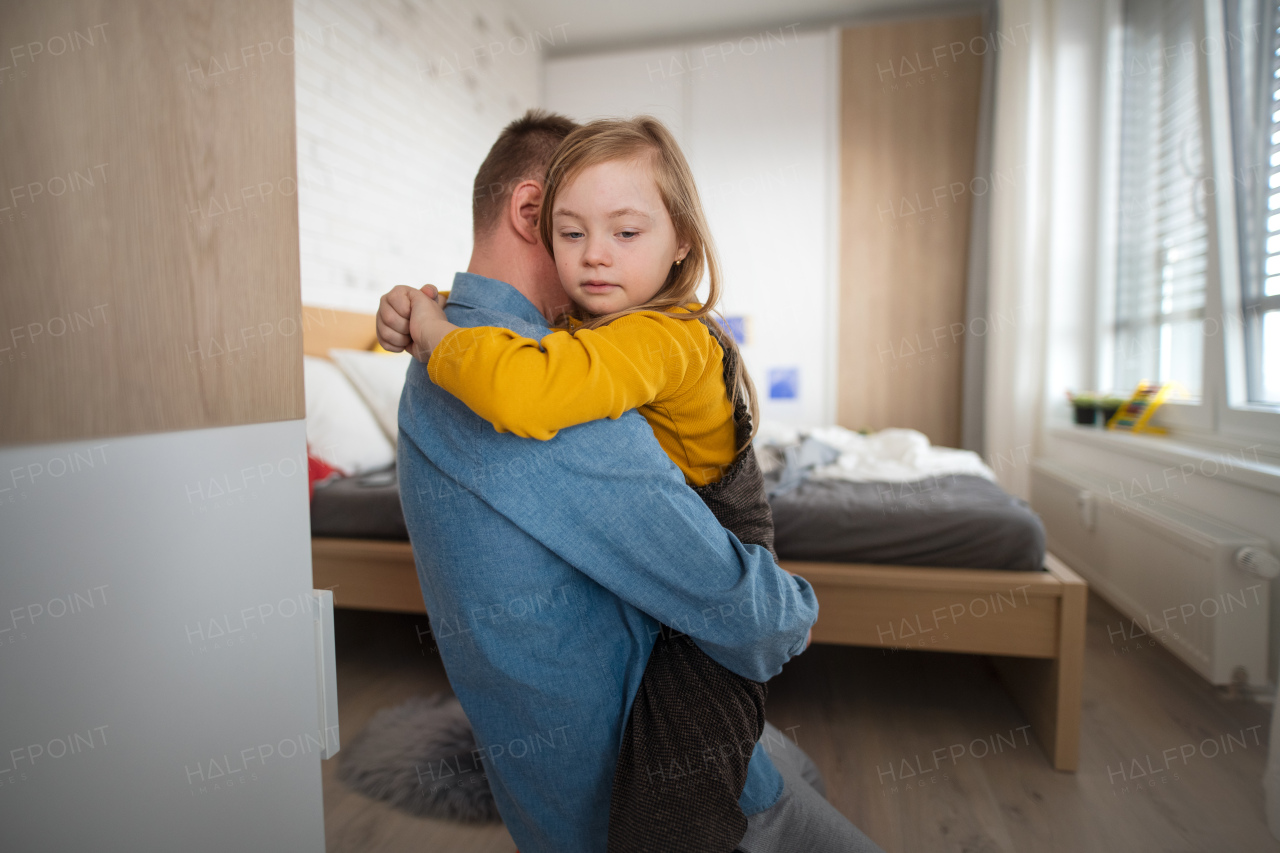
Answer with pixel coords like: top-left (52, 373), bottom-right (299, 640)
top-left (720, 315), bottom-right (749, 345)
top-left (768, 367), bottom-right (799, 400)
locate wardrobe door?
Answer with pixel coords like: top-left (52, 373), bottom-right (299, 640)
top-left (686, 29), bottom-right (837, 428)
top-left (544, 47), bottom-right (687, 147)
top-left (837, 15), bottom-right (986, 446)
top-left (0, 0), bottom-right (303, 444)
top-left (0, 2), bottom-right (328, 850)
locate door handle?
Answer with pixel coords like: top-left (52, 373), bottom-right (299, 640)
top-left (312, 589), bottom-right (340, 759)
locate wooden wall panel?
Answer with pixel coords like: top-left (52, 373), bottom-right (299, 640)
top-left (838, 16), bottom-right (985, 447)
top-left (0, 0), bottom-right (302, 445)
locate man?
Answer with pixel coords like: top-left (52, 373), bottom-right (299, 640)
top-left (378, 109), bottom-right (882, 853)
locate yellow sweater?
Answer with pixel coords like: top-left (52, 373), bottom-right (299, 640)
top-left (427, 306), bottom-right (737, 487)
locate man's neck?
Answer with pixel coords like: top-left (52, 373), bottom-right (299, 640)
top-left (466, 251), bottom-right (565, 324)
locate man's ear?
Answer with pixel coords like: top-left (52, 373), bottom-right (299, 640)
top-left (508, 180), bottom-right (543, 246)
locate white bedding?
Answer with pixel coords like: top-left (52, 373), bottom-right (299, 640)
top-left (303, 356), bottom-right (396, 475)
top-left (757, 423), bottom-right (996, 484)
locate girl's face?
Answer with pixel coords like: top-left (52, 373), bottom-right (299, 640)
top-left (550, 157), bottom-right (690, 316)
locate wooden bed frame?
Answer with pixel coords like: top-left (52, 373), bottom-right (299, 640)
top-left (303, 306), bottom-right (1087, 772)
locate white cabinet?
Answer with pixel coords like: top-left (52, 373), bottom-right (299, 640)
top-left (0, 421), bottom-right (331, 851)
top-left (1, 1), bottom-right (334, 848)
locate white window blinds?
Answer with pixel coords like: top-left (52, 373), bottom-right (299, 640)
top-left (1228, 0), bottom-right (1280, 403)
top-left (1114, 0), bottom-right (1208, 398)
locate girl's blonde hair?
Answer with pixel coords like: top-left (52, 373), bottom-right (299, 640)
top-left (538, 116), bottom-right (760, 451)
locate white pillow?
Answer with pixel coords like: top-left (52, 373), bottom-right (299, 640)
top-left (328, 348), bottom-right (413, 446)
top-left (303, 356), bottom-right (395, 475)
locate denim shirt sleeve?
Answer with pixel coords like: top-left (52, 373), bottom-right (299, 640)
top-left (431, 316), bottom-right (818, 682)
top-left (490, 427), bottom-right (815, 681)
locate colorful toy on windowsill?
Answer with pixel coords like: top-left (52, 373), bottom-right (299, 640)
top-left (1106, 381), bottom-right (1183, 434)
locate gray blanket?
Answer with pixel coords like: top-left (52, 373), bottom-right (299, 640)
top-left (767, 471), bottom-right (1045, 571)
top-left (311, 465), bottom-right (1045, 572)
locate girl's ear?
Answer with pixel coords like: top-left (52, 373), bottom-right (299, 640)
top-left (675, 240), bottom-right (691, 263)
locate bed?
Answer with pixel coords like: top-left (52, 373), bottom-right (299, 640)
top-left (303, 306), bottom-right (1086, 772)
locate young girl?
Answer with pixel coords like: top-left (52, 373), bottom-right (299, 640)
top-left (408, 117), bottom-right (785, 853)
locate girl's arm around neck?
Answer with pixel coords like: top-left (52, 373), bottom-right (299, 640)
top-left (426, 311), bottom-right (717, 440)
top-left (407, 287), bottom-right (459, 354)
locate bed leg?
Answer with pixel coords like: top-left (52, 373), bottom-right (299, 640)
top-left (991, 558), bottom-right (1086, 772)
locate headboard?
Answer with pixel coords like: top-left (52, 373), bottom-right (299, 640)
top-left (302, 305), bottom-right (379, 359)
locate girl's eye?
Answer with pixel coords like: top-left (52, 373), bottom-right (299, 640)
top-left (561, 230), bottom-right (583, 240)
top-left (618, 230), bottom-right (639, 239)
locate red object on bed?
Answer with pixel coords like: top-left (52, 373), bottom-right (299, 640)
top-left (307, 451), bottom-right (340, 500)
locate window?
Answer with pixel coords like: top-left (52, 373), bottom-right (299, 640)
top-left (1101, 0), bottom-right (1280, 443)
top-left (1113, 0), bottom-right (1209, 400)
top-left (1225, 0), bottom-right (1280, 405)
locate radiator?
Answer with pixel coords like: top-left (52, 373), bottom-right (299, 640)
top-left (1031, 459), bottom-right (1273, 686)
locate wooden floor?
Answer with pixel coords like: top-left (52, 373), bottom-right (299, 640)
top-left (323, 593), bottom-right (1277, 852)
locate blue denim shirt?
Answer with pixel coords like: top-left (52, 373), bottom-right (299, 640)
top-left (397, 272), bottom-right (818, 853)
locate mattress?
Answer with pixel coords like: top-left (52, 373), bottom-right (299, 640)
top-left (309, 464), bottom-right (408, 541)
top-left (311, 466), bottom-right (1045, 571)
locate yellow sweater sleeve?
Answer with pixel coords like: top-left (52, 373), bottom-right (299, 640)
top-left (425, 311), bottom-right (714, 440)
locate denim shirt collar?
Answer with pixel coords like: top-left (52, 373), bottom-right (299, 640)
top-left (448, 272), bottom-right (550, 330)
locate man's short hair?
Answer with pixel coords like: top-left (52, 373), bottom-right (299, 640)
top-left (472, 109), bottom-right (579, 237)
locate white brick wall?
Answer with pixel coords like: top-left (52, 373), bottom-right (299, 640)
top-left (294, 0), bottom-right (544, 312)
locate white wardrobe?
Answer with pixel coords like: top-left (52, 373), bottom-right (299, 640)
top-left (545, 30), bottom-right (840, 429)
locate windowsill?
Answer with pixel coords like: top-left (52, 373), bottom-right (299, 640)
top-left (1047, 425), bottom-right (1280, 498)
top-left (1233, 403), bottom-right (1280, 416)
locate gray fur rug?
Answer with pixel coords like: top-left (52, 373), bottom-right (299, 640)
top-left (336, 693), bottom-right (501, 823)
